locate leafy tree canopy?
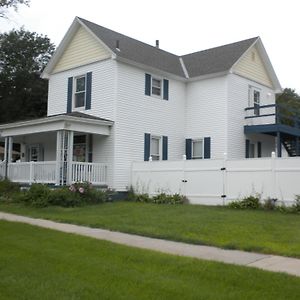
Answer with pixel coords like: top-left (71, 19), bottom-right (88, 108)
top-left (0, 0), bottom-right (30, 18)
top-left (0, 28), bottom-right (55, 124)
top-left (276, 88), bottom-right (300, 126)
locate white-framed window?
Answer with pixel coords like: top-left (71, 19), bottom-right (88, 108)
top-left (192, 139), bottom-right (203, 159)
top-left (248, 86), bottom-right (261, 116)
top-left (150, 136), bottom-right (161, 160)
top-left (249, 143), bottom-right (255, 158)
top-left (151, 77), bottom-right (162, 97)
top-left (74, 75), bottom-right (86, 109)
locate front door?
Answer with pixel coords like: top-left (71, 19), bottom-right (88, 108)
top-left (28, 144), bottom-right (42, 162)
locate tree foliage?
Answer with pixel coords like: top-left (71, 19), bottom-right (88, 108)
top-left (276, 88), bottom-right (300, 126)
top-left (0, 0), bottom-right (30, 17)
top-left (0, 28), bottom-right (55, 124)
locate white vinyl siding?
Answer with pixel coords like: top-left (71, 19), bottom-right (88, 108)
top-left (113, 62), bottom-right (185, 190)
top-left (48, 59), bottom-right (117, 120)
top-left (233, 45), bottom-right (273, 88)
top-left (227, 73), bottom-right (276, 159)
top-left (185, 76), bottom-right (228, 160)
top-left (53, 26), bottom-right (111, 74)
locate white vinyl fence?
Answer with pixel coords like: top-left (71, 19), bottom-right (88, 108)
top-left (131, 157), bottom-right (300, 205)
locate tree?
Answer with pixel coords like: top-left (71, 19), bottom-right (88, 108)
top-left (0, 28), bottom-right (55, 124)
top-left (276, 88), bottom-right (300, 126)
top-left (0, 0), bottom-right (30, 18)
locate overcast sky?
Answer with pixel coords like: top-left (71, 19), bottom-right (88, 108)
top-left (1, 0), bottom-right (299, 93)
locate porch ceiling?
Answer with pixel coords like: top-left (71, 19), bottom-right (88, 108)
top-left (244, 124), bottom-right (300, 137)
top-left (0, 113), bottom-right (113, 137)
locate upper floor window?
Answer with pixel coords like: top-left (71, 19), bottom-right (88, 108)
top-left (145, 73), bottom-right (169, 100)
top-left (74, 75), bottom-right (86, 109)
top-left (67, 72), bottom-right (92, 113)
top-left (249, 86), bottom-right (261, 116)
top-left (151, 78), bottom-right (162, 96)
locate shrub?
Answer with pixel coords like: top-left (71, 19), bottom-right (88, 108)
top-left (228, 195), bottom-right (261, 209)
top-left (292, 195), bottom-right (300, 213)
top-left (67, 182), bottom-right (113, 204)
top-left (135, 193), bottom-right (151, 203)
top-left (22, 184), bottom-right (51, 207)
top-left (0, 179), bottom-right (20, 198)
top-left (152, 193), bottom-right (185, 204)
top-left (262, 198), bottom-right (277, 210)
top-left (47, 187), bottom-right (81, 207)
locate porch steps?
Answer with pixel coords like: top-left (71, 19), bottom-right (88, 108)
top-left (282, 137), bottom-right (300, 157)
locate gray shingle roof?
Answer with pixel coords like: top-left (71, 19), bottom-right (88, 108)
top-left (181, 37), bottom-right (258, 78)
top-left (79, 18), bottom-right (185, 77)
top-left (79, 17), bottom-right (258, 79)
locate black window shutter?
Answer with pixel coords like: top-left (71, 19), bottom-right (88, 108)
top-left (162, 136), bottom-right (168, 160)
top-left (163, 79), bottom-right (169, 100)
top-left (145, 74), bottom-right (151, 96)
top-left (144, 133), bottom-right (151, 161)
top-left (85, 72), bottom-right (92, 110)
top-left (185, 139), bottom-right (192, 160)
top-left (245, 139), bottom-right (250, 158)
top-left (257, 141), bottom-right (262, 158)
top-left (204, 137), bottom-right (211, 159)
top-left (67, 77), bottom-right (73, 113)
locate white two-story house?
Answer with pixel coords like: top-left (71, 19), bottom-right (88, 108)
top-left (1, 17), bottom-right (299, 191)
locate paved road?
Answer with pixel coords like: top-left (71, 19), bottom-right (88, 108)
top-left (1, 212), bottom-right (299, 277)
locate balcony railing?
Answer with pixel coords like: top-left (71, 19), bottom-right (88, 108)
top-left (245, 103), bottom-right (300, 128)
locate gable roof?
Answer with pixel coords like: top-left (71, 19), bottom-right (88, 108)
top-left (43, 17), bottom-right (281, 90)
top-left (78, 17), bottom-right (185, 77)
top-left (181, 37), bottom-right (258, 78)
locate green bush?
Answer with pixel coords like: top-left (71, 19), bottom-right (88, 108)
top-left (23, 184), bottom-right (51, 207)
top-left (152, 193), bottom-right (185, 204)
top-left (293, 195), bottom-right (300, 213)
top-left (228, 195), bottom-right (261, 209)
top-left (47, 187), bottom-right (81, 207)
top-left (262, 198), bottom-right (277, 210)
top-left (0, 179), bottom-right (20, 199)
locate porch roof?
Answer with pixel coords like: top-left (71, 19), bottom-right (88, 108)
top-left (244, 124), bottom-right (300, 137)
top-left (0, 112), bottom-right (114, 137)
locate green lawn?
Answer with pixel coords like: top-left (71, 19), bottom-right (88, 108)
top-left (0, 220), bottom-right (300, 300)
top-left (0, 202), bottom-right (299, 258)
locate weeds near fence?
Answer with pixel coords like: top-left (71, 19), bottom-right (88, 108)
top-left (228, 193), bottom-right (300, 214)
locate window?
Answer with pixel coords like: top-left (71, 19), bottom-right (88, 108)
top-left (145, 74), bottom-right (169, 100)
top-left (249, 86), bottom-right (261, 116)
top-left (73, 135), bottom-right (87, 162)
top-left (74, 75), bottom-right (86, 108)
top-left (192, 139), bottom-right (203, 159)
top-left (151, 77), bottom-right (161, 96)
top-left (150, 136), bottom-right (161, 160)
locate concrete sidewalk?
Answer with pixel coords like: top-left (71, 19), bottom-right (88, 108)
top-left (1, 211), bottom-right (299, 278)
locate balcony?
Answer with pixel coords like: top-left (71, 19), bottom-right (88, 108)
top-left (244, 104), bottom-right (300, 157)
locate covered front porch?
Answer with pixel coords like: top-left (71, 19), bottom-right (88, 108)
top-left (0, 113), bottom-right (114, 186)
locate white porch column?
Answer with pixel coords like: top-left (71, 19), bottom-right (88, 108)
top-left (8, 136), bottom-right (13, 163)
top-left (55, 131), bottom-right (62, 185)
top-left (4, 136), bottom-right (13, 178)
top-left (67, 130), bottom-right (74, 185)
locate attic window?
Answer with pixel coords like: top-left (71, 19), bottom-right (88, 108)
top-left (251, 51), bottom-right (256, 62)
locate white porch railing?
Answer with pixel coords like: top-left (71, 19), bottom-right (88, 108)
top-left (8, 161), bottom-right (57, 184)
top-left (71, 162), bottom-right (107, 185)
top-left (3, 161), bottom-right (107, 185)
